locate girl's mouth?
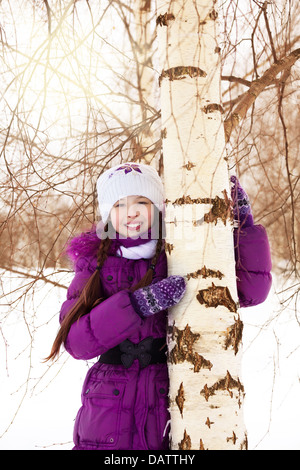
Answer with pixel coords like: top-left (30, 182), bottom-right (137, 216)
top-left (125, 221), bottom-right (142, 231)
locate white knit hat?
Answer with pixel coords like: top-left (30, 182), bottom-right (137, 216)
top-left (96, 162), bottom-right (165, 224)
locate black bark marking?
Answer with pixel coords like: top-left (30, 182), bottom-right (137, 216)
top-left (202, 103), bottom-right (224, 114)
top-left (165, 191), bottom-right (233, 226)
top-left (200, 439), bottom-right (207, 450)
top-left (183, 161), bottom-right (196, 171)
top-left (200, 370), bottom-right (244, 402)
top-left (178, 429), bottom-right (191, 450)
top-left (186, 265), bottom-right (224, 281)
top-left (197, 282), bottom-right (238, 313)
top-left (159, 66), bottom-right (207, 86)
top-left (156, 12), bottom-right (175, 27)
top-left (175, 382), bottom-right (185, 417)
top-left (240, 433), bottom-right (248, 450)
top-left (225, 317), bottom-right (244, 355)
top-left (166, 195), bottom-right (212, 205)
top-left (165, 242), bottom-right (174, 255)
top-left (169, 324), bottom-right (213, 373)
top-left (226, 431), bottom-right (237, 445)
top-left (209, 8), bottom-right (218, 20)
top-left (204, 190), bottom-right (233, 226)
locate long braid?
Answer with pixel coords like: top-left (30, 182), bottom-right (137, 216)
top-left (96, 230), bottom-right (112, 268)
top-left (89, 229), bottom-right (112, 308)
top-left (150, 210), bottom-right (163, 267)
top-left (46, 224), bottom-right (111, 361)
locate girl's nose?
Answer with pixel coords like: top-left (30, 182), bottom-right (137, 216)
top-left (127, 204), bottom-right (140, 218)
top-left (127, 213), bottom-right (140, 221)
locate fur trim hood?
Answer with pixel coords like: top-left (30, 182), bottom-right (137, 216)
top-left (64, 225), bottom-right (100, 265)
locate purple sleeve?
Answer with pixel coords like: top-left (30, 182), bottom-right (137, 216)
top-left (59, 257), bottom-right (143, 360)
top-left (234, 225), bottom-right (272, 308)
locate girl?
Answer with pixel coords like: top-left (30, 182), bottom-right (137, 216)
top-left (47, 163), bottom-right (272, 450)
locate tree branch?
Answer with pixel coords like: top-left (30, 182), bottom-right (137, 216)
top-left (0, 265), bottom-right (68, 290)
top-left (44, 0), bottom-right (52, 36)
top-left (224, 48), bottom-right (300, 142)
top-left (262, 1), bottom-right (278, 63)
top-left (221, 75), bottom-right (251, 87)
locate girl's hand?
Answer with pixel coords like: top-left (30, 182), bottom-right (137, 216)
top-left (130, 275), bottom-right (186, 318)
top-left (230, 175), bottom-right (254, 227)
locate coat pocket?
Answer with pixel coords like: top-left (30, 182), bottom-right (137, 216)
top-left (144, 378), bottom-right (170, 450)
top-left (76, 378), bottom-right (127, 448)
top-left (155, 379), bottom-right (170, 449)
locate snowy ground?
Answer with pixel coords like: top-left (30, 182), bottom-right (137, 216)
top-left (0, 268), bottom-right (299, 450)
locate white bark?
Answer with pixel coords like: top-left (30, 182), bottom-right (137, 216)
top-left (156, 0), bottom-right (246, 450)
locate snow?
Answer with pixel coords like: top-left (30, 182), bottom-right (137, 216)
top-left (241, 277), bottom-right (300, 450)
top-left (0, 269), bottom-right (299, 450)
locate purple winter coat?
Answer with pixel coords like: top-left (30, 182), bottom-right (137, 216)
top-left (59, 224), bottom-right (272, 450)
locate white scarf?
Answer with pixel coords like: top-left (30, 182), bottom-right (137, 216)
top-left (116, 239), bottom-right (158, 260)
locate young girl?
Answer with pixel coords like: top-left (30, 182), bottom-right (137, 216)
top-left (47, 162), bottom-right (272, 450)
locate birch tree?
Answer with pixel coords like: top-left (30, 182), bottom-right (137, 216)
top-left (155, 0), bottom-right (300, 450)
top-left (156, 0), bottom-right (246, 450)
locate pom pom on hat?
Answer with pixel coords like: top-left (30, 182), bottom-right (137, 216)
top-left (97, 162), bottom-right (165, 225)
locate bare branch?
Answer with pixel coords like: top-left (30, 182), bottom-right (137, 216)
top-left (224, 48), bottom-right (300, 142)
top-left (221, 75), bottom-right (252, 87)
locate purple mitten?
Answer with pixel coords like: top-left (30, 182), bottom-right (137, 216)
top-left (230, 175), bottom-right (254, 227)
top-left (130, 276), bottom-right (186, 318)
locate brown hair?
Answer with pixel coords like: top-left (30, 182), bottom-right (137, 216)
top-left (45, 211), bottom-right (163, 362)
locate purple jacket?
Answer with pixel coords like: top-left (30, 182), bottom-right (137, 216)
top-left (59, 224), bottom-right (272, 450)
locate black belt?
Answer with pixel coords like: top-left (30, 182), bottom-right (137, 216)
top-left (99, 337), bottom-right (167, 369)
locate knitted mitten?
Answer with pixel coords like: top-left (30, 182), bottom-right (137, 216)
top-left (230, 175), bottom-right (254, 227)
top-left (130, 276), bottom-right (186, 318)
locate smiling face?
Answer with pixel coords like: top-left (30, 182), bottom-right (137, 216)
top-left (109, 195), bottom-right (154, 238)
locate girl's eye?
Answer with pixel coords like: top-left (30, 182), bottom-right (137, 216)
top-left (115, 200), bottom-right (150, 208)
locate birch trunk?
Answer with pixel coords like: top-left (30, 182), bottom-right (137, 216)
top-left (156, 0), bottom-right (247, 450)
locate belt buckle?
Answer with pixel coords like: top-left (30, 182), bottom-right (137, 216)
top-left (119, 337), bottom-right (153, 368)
